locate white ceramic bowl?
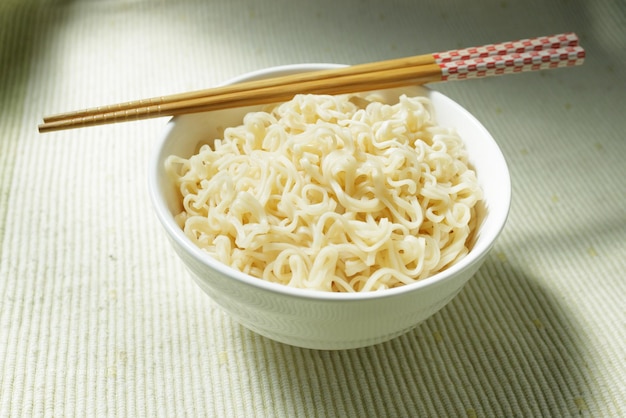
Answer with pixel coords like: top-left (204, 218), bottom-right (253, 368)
top-left (149, 64), bottom-right (511, 350)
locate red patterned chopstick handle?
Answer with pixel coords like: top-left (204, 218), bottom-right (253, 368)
top-left (433, 32), bottom-right (579, 63)
top-left (439, 46), bottom-right (585, 81)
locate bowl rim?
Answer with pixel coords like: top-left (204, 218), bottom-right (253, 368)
top-left (148, 63), bottom-right (511, 302)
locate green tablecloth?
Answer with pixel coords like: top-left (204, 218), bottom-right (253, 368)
top-left (1, 0), bottom-right (624, 416)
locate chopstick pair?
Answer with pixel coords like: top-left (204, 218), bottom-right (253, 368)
top-left (38, 33), bottom-right (584, 133)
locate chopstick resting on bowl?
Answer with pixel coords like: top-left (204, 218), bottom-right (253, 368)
top-left (38, 33), bottom-right (584, 133)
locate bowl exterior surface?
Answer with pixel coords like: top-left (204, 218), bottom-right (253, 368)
top-left (149, 64), bottom-right (510, 350)
top-left (169, 232), bottom-right (487, 349)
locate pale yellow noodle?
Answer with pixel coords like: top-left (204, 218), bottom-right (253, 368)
top-left (166, 93), bottom-right (482, 292)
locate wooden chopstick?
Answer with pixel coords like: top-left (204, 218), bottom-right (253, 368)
top-left (41, 55), bottom-right (438, 124)
top-left (42, 32), bottom-right (578, 124)
top-left (38, 33), bottom-right (582, 133)
top-left (39, 64), bottom-right (443, 132)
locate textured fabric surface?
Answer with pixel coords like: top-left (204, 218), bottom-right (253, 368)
top-left (1, 0), bottom-right (625, 416)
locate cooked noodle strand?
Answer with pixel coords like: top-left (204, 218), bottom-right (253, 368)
top-left (166, 93), bottom-right (482, 292)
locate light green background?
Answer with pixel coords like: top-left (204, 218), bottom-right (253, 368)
top-left (1, 0), bottom-right (624, 416)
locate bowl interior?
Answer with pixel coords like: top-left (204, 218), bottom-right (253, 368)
top-left (149, 64), bottom-right (511, 299)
